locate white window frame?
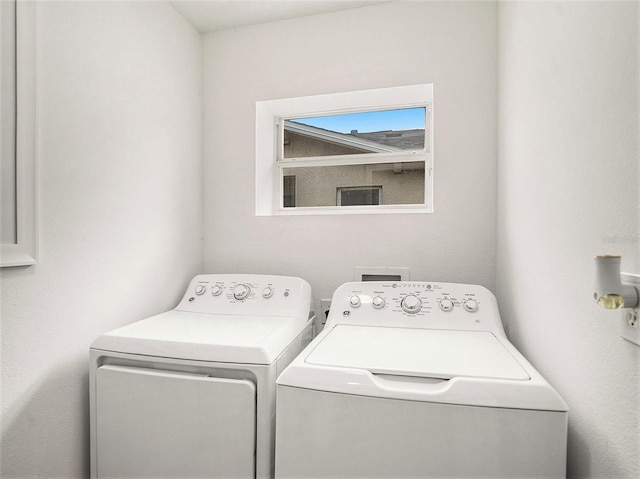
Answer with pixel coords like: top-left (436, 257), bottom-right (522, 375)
top-left (1, 1), bottom-right (37, 267)
top-left (255, 84), bottom-right (433, 216)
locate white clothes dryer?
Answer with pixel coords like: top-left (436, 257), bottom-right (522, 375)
top-left (90, 274), bottom-right (314, 479)
top-left (275, 281), bottom-right (568, 479)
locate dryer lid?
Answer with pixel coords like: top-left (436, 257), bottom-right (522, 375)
top-left (305, 325), bottom-right (530, 381)
top-left (91, 310), bottom-right (310, 365)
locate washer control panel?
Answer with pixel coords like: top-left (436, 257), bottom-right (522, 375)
top-left (175, 274), bottom-right (312, 319)
top-left (328, 281), bottom-right (504, 334)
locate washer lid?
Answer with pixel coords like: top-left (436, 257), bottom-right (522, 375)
top-left (91, 310), bottom-right (309, 365)
top-left (305, 325), bottom-right (530, 381)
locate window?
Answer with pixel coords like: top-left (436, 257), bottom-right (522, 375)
top-left (337, 186), bottom-right (382, 206)
top-left (256, 84), bottom-right (433, 216)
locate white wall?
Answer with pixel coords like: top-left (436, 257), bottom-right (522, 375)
top-left (497, 2), bottom-right (639, 477)
top-left (0, 2), bottom-right (202, 477)
top-left (3, 2), bottom-right (635, 477)
top-left (203, 1), bottom-right (498, 309)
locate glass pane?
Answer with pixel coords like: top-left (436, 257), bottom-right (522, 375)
top-left (338, 187), bottom-right (381, 206)
top-left (284, 107), bottom-right (426, 159)
top-left (282, 162), bottom-right (424, 208)
top-left (283, 175), bottom-right (296, 208)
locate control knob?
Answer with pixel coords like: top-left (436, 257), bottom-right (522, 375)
top-left (349, 295), bottom-right (362, 308)
top-left (195, 285), bottom-right (206, 296)
top-left (372, 296), bottom-right (386, 309)
top-left (262, 286), bottom-right (274, 299)
top-left (211, 285), bottom-right (223, 296)
top-left (233, 284), bottom-right (251, 301)
top-left (401, 294), bottom-right (422, 314)
top-left (439, 298), bottom-right (454, 312)
top-left (464, 299), bottom-right (479, 312)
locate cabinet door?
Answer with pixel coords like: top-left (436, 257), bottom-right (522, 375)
top-left (96, 365), bottom-right (255, 478)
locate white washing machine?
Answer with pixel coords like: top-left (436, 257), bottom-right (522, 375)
top-left (275, 281), bottom-right (568, 479)
top-left (90, 274), bottom-right (314, 479)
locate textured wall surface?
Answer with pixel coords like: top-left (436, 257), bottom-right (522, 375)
top-left (0, 2), bottom-right (203, 477)
top-left (202, 1), bottom-right (499, 306)
top-left (497, 2), bottom-right (639, 477)
top-left (2, 2), bottom-right (637, 478)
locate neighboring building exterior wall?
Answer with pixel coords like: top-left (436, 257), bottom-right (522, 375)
top-left (283, 131), bottom-right (425, 207)
top-left (284, 163), bottom-right (424, 207)
top-left (284, 130), bottom-right (368, 157)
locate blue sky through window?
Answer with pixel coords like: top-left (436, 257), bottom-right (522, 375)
top-left (290, 107), bottom-right (425, 134)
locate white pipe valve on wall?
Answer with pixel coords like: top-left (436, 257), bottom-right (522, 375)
top-left (594, 255), bottom-right (639, 309)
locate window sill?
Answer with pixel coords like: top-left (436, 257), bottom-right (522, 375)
top-left (271, 205), bottom-right (433, 216)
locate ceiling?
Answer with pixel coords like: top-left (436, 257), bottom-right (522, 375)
top-left (170, 0), bottom-right (388, 33)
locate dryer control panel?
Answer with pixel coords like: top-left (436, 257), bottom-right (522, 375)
top-left (175, 274), bottom-right (312, 320)
top-left (326, 281), bottom-right (505, 336)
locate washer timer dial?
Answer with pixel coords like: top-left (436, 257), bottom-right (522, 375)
top-left (401, 294), bottom-right (423, 314)
top-left (233, 284), bottom-right (251, 301)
